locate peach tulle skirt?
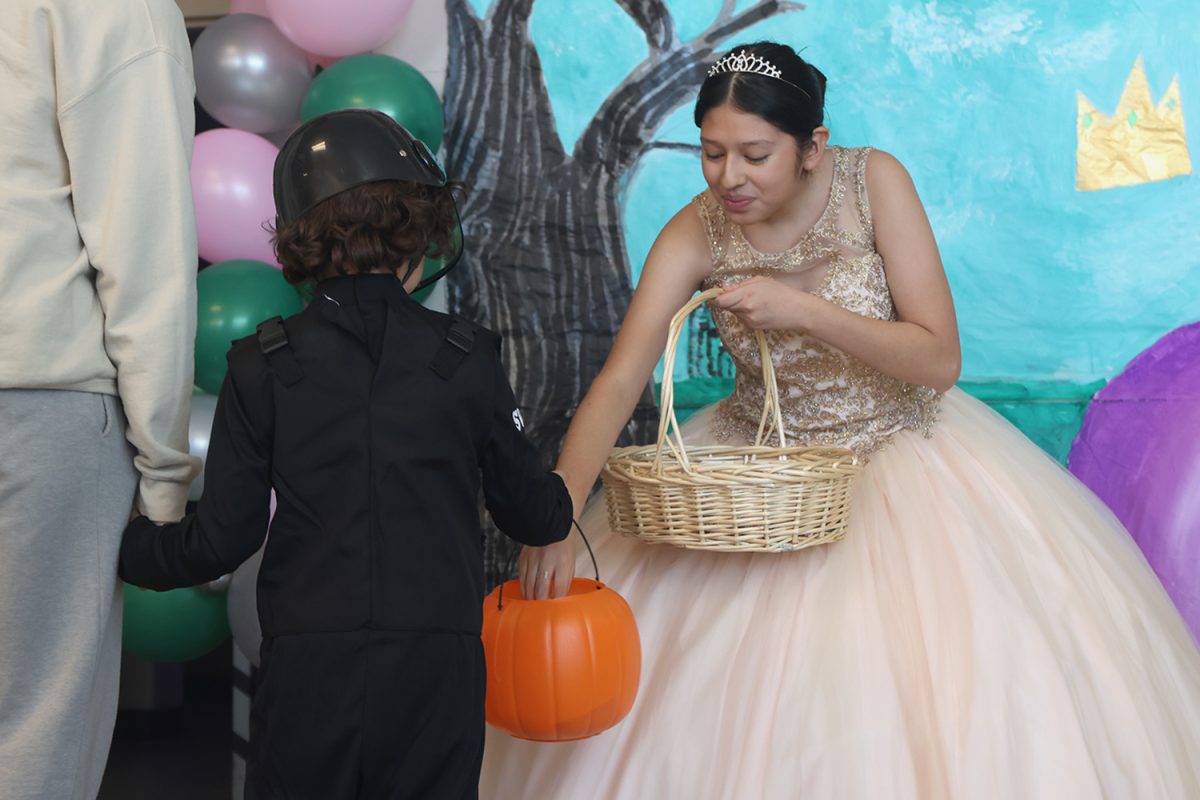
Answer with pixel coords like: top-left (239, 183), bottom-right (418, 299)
top-left (480, 390), bottom-right (1200, 799)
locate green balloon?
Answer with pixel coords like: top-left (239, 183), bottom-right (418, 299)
top-left (195, 259), bottom-right (305, 394)
top-left (410, 258), bottom-right (439, 304)
top-left (122, 584), bottom-right (231, 663)
top-left (300, 53), bottom-right (444, 151)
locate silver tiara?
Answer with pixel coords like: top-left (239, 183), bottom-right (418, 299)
top-left (707, 50), bottom-right (783, 80)
top-left (706, 49), bottom-right (813, 101)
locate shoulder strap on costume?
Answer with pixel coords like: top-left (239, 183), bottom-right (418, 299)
top-left (256, 316), bottom-right (304, 387)
top-left (430, 317), bottom-right (476, 380)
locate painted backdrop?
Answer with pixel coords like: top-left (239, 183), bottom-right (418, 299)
top-left (440, 0), bottom-right (1198, 583)
top-left (614, 0), bottom-right (1199, 384)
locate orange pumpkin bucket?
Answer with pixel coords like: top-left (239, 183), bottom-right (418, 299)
top-left (481, 570), bottom-right (641, 742)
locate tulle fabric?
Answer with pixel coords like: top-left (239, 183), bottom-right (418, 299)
top-left (480, 389), bottom-right (1200, 799)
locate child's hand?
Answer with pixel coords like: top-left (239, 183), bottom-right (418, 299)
top-left (519, 539), bottom-right (576, 600)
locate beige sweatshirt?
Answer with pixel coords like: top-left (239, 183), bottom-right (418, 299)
top-left (0, 0), bottom-right (200, 521)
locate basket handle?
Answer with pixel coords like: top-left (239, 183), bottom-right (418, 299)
top-left (654, 287), bottom-right (787, 474)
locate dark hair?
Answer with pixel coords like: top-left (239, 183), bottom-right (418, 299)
top-left (694, 42), bottom-right (827, 150)
top-left (271, 180), bottom-right (463, 286)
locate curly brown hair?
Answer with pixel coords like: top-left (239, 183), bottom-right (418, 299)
top-left (271, 180), bottom-right (463, 286)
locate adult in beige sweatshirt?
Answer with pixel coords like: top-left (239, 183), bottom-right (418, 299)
top-left (0, 1), bottom-right (200, 797)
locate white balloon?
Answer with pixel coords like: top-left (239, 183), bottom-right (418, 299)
top-left (227, 493), bottom-right (274, 666)
top-left (228, 543), bottom-right (264, 667)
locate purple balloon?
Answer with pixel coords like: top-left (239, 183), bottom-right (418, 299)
top-left (1069, 322), bottom-right (1200, 639)
top-left (191, 129), bottom-right (279, 266)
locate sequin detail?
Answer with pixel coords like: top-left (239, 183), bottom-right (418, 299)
top-left (696, 146), bottom-right (940, 457)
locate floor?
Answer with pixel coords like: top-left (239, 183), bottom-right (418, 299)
top-left (98, 643), bottom-right (234, 800)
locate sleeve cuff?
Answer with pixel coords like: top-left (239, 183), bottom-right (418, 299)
top-left (136, 474), bottom-right (194, 523)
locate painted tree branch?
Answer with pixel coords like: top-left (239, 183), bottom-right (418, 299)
top-left (648, 141), bottom-right (703, 154)
top-left (615, 0), bottom-right (675, 52)
top-left (492, 0), bottom-right (537, 26)
top-left (701, 1), bottom-right (805, 47)
top-left (576, 0), bottom-right (804, 176)
top-left (445, 0), bottom-right (565, 241)
top-left (444, 0), bottom-right (487, 180)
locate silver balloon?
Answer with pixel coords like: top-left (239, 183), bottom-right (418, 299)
top-left (188, 393), bottom-right (218, 502)
top-left (193, 13), bottom-right (314, 134)
top-left (228, 543), bottom-right (264, 667)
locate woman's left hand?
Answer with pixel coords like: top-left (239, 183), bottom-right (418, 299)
top-left (712, 276), bottom-right (811, 331)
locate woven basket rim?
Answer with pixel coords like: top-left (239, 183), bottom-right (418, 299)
top-left (608, 443), bottom-right (858, 459)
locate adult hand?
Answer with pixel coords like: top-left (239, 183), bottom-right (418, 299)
top-left (519, 538), bottom-right (576, 600)
top-left (712, 276), bottom-right (811, 331)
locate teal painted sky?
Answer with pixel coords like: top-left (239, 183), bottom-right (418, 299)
top-left (478, 0), bottom-right (1200, 383)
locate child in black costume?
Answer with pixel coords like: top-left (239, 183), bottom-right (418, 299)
top-left (119, 109), bottom-right (573, 799)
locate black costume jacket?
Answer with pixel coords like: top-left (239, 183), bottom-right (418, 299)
top-left (119, 275), bottom-right (574, 797)
top-left (119, 274), bottom-right (572, 636)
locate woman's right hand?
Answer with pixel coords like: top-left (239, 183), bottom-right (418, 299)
top-left (519, 538), bottom-right (576, 600)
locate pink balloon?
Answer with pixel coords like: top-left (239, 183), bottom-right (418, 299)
top-left (229, 0), bottom-right (269, 14)
top-left (191, 129), bottom-right (280, 266)
top-left (306, 51), bottom-right (340, 70)
top-left (265, 0), bottom-right (415, 58)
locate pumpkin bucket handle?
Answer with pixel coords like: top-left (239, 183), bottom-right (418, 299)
top-left (498, 519), bottom-right (600, 609)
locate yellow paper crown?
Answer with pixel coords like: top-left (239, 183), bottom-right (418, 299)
top-left (1076, 57), bottom-right (1191, 192)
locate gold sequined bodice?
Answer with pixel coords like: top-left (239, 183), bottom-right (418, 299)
top-left (698, 146), bottom-right (940, 456)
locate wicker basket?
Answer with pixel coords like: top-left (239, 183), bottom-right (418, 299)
top-left (601, 288), bottom-right (862, 552)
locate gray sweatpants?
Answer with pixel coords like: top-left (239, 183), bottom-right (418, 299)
top-left (0, 389), bottom-right (138, 799)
